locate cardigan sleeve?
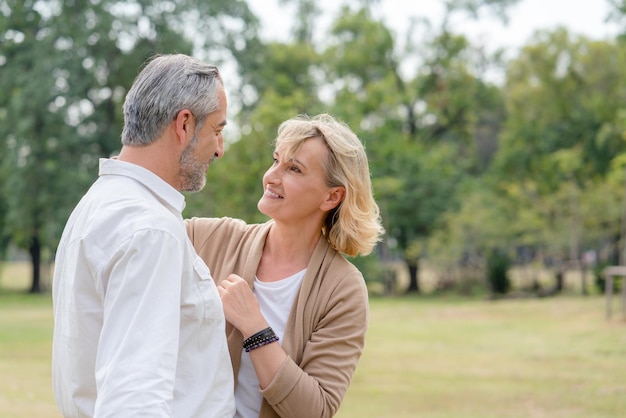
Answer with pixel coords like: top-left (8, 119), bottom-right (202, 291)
top-left (184, 216), bottom-right (251, 283)
top-left (259, 266), bottom-right (369, 418)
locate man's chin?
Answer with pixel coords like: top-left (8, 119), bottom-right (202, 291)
top-left (181, 175), bottom-right (207, 192)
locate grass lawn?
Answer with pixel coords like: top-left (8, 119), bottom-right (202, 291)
top-left (0, 261), bottom-right (56, 418)
top-left (1, 262), bottom-right (625, 417)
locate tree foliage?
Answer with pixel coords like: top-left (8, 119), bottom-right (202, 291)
top-left (3, 0), bottom-right (625, 298)
top-left (0, 0), bottom-right (258, 291)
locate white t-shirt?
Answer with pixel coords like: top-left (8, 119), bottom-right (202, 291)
top-left (234, 269), bottom-right (306, 418)
top-left (52, 158), bottom-right (235, 417)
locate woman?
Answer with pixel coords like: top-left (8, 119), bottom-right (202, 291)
top-left (186, 113), bottom-right (384, 418)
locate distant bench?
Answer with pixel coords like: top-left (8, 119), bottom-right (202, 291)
top-left (603, 266), bottom-right (626, 320)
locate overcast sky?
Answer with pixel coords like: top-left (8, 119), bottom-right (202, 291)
top-left (247, 0), bottom-right (620, 85)
top-left (250, 0), bottom-right (620, 52)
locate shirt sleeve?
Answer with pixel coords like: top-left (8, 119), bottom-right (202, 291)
top-left (94, 229), bottom-right (184, 417)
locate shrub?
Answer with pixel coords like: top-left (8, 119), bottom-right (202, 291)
top-left (486, 249), bottom-right (511, 295)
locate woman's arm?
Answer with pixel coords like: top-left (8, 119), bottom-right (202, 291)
top-left (220, 269), bottom-right (369, 418)
top-left (217, 274), bottom-right (289, 389)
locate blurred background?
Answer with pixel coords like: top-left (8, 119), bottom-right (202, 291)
top-left (2, 0), bottom-right (626, 299)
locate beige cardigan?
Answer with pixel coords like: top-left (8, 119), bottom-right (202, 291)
top-left (185, 217), bottom-right (369, 418)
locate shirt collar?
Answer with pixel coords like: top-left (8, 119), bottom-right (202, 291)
top-left (98, 158), bottom-right (186, 213)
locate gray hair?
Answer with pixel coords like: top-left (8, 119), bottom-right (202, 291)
top-left (121, 54), bottom-right (223, 146)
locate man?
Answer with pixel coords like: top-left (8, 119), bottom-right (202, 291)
top-left (52, 54), bottom-right (235, 417)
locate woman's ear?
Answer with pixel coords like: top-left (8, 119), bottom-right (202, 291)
top-left (322, 186), bottom-right (346, 211)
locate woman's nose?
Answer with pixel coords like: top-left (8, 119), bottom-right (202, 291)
top-left (263, 165), bottom-right (280, 184)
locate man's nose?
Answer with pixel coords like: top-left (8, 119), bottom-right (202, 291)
top-left (214, 136), bottom-right (224, 159)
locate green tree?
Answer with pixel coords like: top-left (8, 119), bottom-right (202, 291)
top-left (319, 4), bottom-right (511, 293)
top-left (493, 30), bottom-right (626, 270)
top-left (608, 0), bottom-right (626, 30)
top-left (186, 1), bottom-right (520, 295)
top-left (497, 29), bottom-right (626, 187)
top-left (0, 0), bottom-right (258, 292)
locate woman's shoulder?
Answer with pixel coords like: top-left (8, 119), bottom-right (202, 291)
top-left (185, 216), bottom-right (271, 245)
top-left (317, 240), bottom-right (361, 274)
top-left (186, 216), bottom-right (246, 233)
top-left (320, 244), bottom-right (367, 289)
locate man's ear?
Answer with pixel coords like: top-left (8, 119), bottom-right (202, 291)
top-left (174, 109), bottom-right (194, 145)
top-left (322, 186), bottom-right (346, 212)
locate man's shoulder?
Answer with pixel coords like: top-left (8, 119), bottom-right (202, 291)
top-left (76, 183), bottom-right (183, 243)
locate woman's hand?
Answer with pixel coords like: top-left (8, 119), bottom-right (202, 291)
top-left (217, 274), bottom-right (268, 338)
top-left (217, 274), bottom-right (288, 390)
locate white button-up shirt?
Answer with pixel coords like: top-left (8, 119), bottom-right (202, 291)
top-left (52, 158), bottom-right (235, 417)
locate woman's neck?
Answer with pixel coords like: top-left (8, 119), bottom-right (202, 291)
top-left (256, 223), bottom-right (321, 282)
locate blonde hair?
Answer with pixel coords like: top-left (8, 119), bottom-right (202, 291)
top-left (274, 114), bottom-right (384, 257)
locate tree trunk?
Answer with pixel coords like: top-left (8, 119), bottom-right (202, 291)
top-left (29, 234), bottom-right (42, 294)
top-left (406, 259), bottom-right (420, 293)
top-left (555, 270), bottom-right (564, 293)
top-left (580, 265), bottom-right (587, 296)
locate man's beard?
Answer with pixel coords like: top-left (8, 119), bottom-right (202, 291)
top-left (179, 134), bottom-right (208, 192)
